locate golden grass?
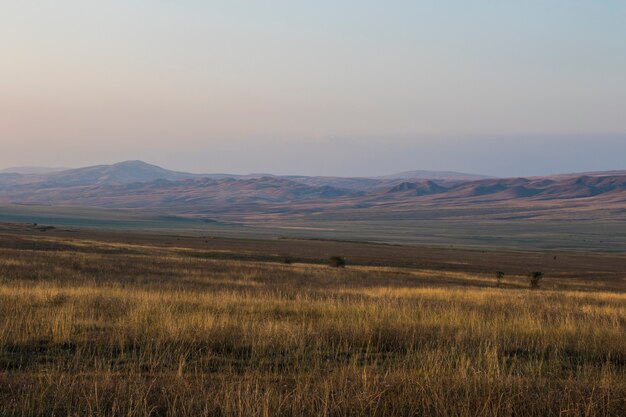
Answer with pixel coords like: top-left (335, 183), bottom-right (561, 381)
top-left (0, 238), bottom-right (625, 416)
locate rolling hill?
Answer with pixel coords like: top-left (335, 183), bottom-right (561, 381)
top-left (0, 161), bottom-right (624, 221)
top-left (378, 170), bottom-right (491, 181)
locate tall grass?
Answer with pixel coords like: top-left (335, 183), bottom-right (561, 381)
top-left (0, 239), bottom-right (625, 416)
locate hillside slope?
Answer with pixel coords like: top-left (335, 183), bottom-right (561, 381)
top-left (0, 161), bottom-right (624, 221)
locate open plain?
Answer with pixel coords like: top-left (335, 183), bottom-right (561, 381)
top-left (1, 223), bottom-right (625, 416)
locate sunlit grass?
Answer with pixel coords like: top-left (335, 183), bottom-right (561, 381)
top-left (0, 238), bottom-right (625, 416)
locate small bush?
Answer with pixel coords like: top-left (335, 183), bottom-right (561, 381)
top-left (529, 271), bottom-right (544, 289)
top-left (329, 256), bottom-right (346, 268)
top-left (495, 271), bottom-right (505, 287)
top-left (282, 257), bottom-right (293, 265)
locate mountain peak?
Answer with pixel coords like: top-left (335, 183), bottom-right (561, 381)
top-left (34, 160), bottom-right (202, 187)
top-left (112, 160), bottom-right (158, 168)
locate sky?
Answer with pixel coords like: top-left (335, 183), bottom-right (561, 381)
top-left (1, 1), bottom-right (625, 177)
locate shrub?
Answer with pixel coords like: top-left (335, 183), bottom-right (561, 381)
top-left (329, 256), bottom-right (346, 268)
top-left (495, 271), bottom-right (505, 287)
top-left (529, 271), bottom-right (544, 289)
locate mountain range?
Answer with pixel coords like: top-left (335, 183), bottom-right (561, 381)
top-left (0, 160), bottom-right (624, 221)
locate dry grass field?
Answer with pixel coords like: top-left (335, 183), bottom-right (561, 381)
top-left (0, 224), bottom-right (625, 416)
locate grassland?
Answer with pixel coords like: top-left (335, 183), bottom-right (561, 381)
top-left (2, 204), bottom-right (626, 251)
top-left (0, 224), bottom-right (625, 416)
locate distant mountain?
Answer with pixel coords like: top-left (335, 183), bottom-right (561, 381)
top-left (0, 174), bottom-right (360, 213)
top-left (432, 176), bottom-right (626, 201)
top-left (538, 170), bottom-right (626, 179)
top-left (386, 180), bottom-right (448, 196)
top-left (284, 176), bottom-right (401, 191)
top-left (536, 175), bottom-right (626, 199)
top-left (283, 172), bottom-right (485, 191)
top-left (378, 170), bottom-right (491, 181)
top-left (36, 160), bottom-right (205, 186)
top-left (0, 160), bottom-right (624, 221)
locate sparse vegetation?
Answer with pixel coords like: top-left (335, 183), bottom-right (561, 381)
top-left (328, 255), bottom-right (346, 268)
top-left (529, 271), bottom-right (544, 288)
top-left (495, 270), bottom-right (505, 287)
top-left (0, 230), bottom-right (625, 416)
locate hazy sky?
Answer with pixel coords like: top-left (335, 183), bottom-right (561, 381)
top-left (2, 1), bottom-right (625, 176)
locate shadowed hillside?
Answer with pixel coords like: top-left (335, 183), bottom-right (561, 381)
top-left (0, 161), bottom-right (624, 221)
